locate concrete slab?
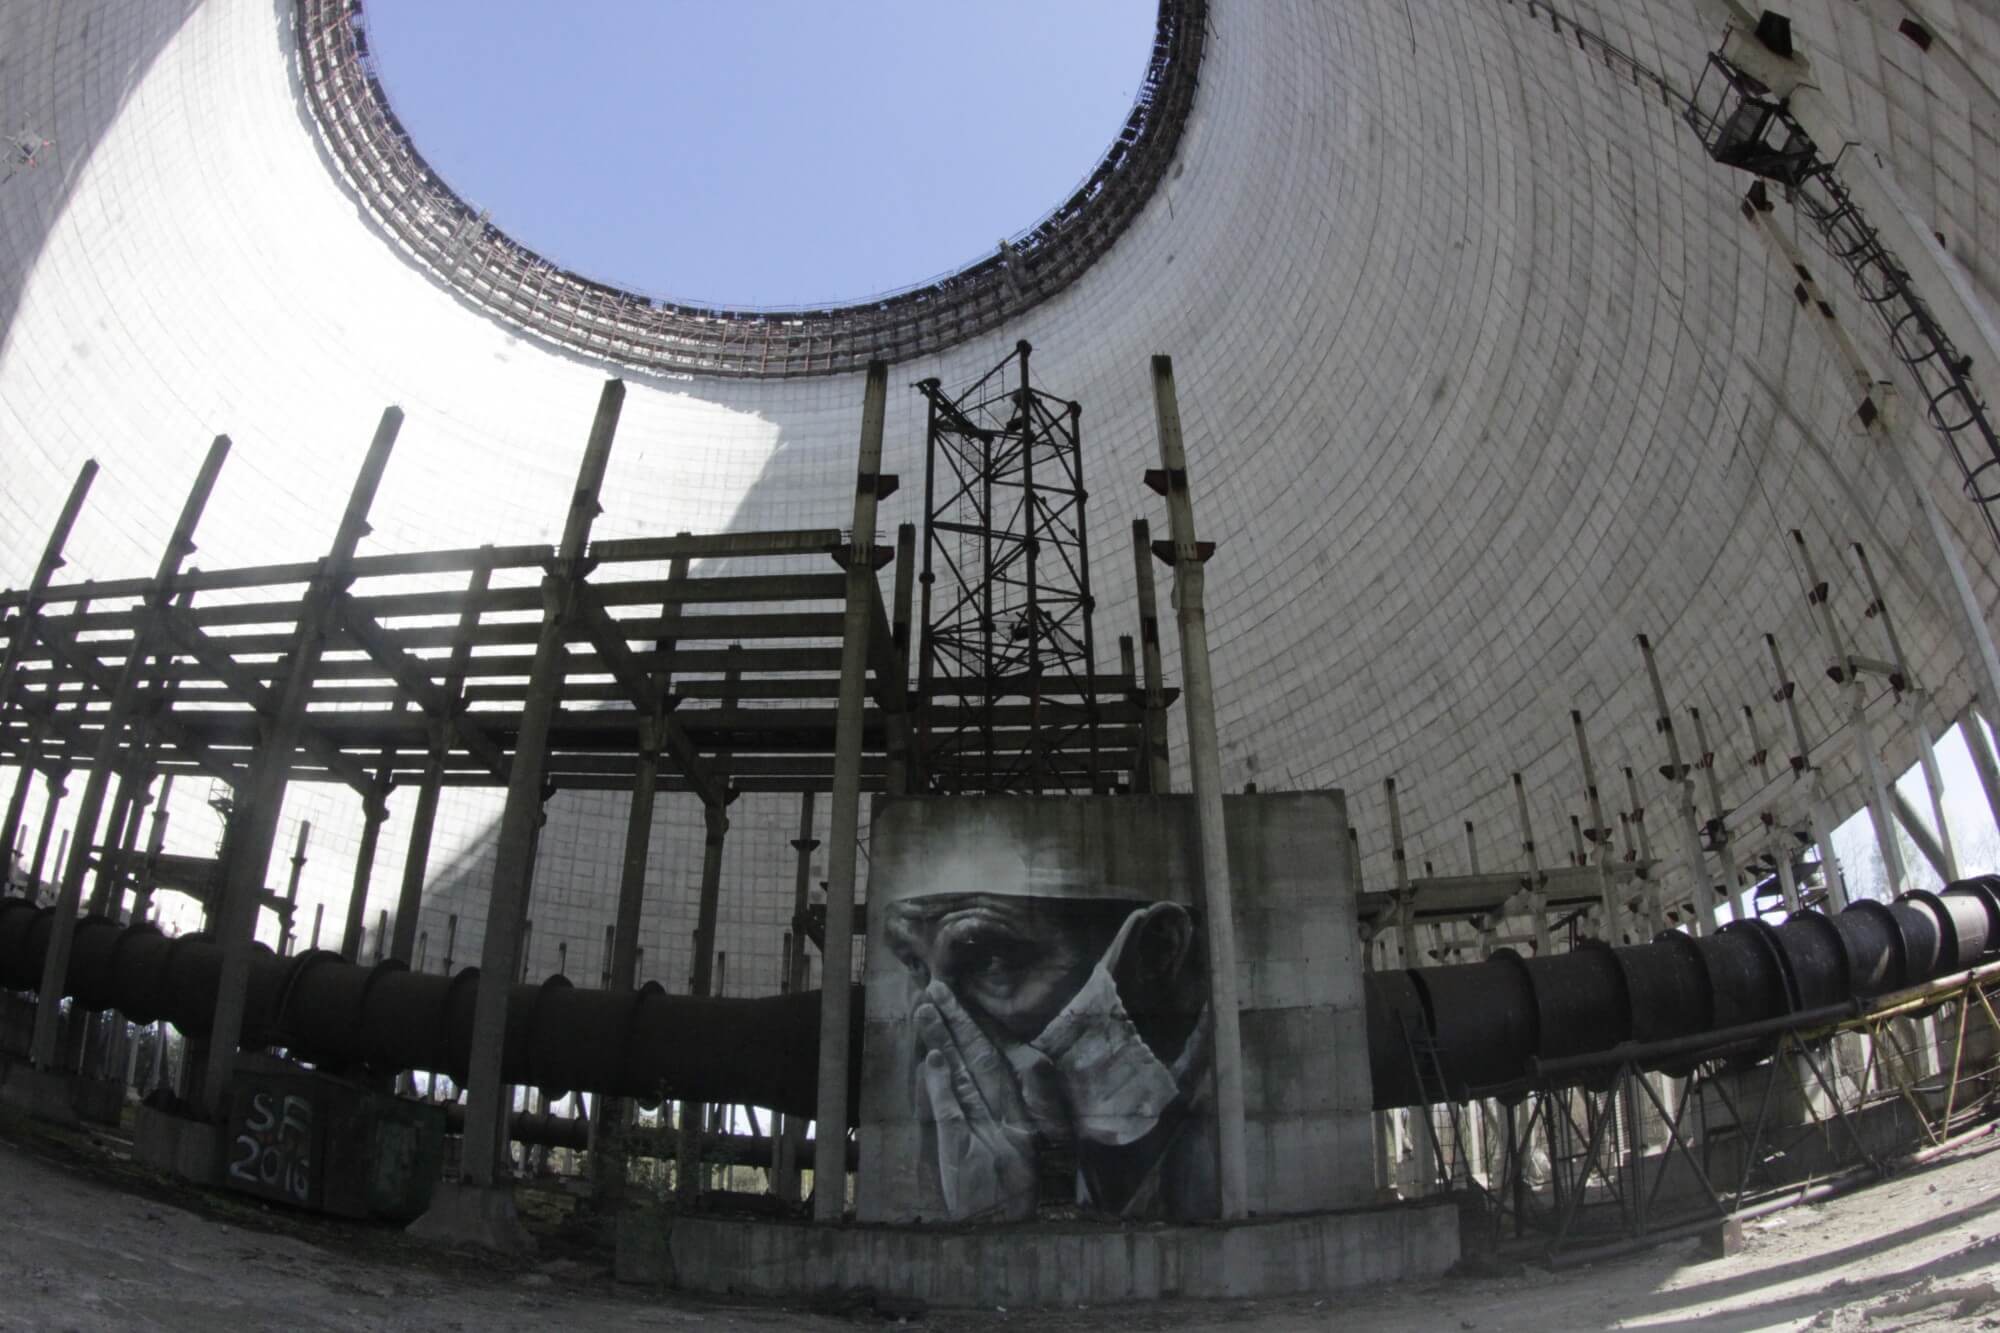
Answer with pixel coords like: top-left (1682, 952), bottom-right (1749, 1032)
top-left (0, 1065), bottom-right (79, 1127)
top-left (660, 1201), bottom-right (1459, 1306)
top-left (131, 1105), bottom-right (220, 1183)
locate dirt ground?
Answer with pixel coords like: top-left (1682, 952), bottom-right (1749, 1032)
top-left (1, 1114), bottom-right (1997, 1332)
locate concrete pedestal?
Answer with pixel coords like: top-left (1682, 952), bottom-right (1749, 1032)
top-left (131, 1104), bottom-right (220, 1182)
top-left (406, 1182), bottom-right (536, 1255)
top-left (860, 793), bottom-right (1372, 1224)
top-left (612, 1208), bottom-right (674, 1286)
top-left (0, 1065), bottom-right (80, 1126)
top-left (642, 1202), bottom-right (1459, 1306)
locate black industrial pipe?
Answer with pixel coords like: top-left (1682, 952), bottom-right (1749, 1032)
top-left (3, 877), bottom-right (1996, 1119)
top-left (0, 899), bottom-right (854, 1120)
top-left (1363, 875), bottom-right (2000, 1107)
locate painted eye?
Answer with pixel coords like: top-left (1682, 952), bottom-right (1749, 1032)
top-left (950, 930), bottom-right (1034, 984)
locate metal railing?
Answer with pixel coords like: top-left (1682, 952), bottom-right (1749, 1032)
top-left (1409, 961), bottom-right (2000, 1263)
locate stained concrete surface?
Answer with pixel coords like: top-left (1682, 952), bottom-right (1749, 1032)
top-left (0, 1114), bottom-right (1998, 1331)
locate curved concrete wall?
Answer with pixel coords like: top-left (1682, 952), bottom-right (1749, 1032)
top-left (3, 0), bottom-right (1998, 992)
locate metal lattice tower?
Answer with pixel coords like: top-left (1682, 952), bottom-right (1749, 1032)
top-left (915, 341), bottom-right (1103, 794)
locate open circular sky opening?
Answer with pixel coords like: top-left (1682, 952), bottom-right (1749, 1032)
top-left (365, 1), bottom-right (1159, 310)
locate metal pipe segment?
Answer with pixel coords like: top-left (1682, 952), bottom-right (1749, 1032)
top-left (0, 899), bottom-right (851, 1120)
top-left (3, 878), bottom-right (1996, 1121)
top-left (1364, 876), bottom-right (2000, 1108)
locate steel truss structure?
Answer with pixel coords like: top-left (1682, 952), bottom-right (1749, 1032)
top-left (292, 0), bottom-right (1206, 379)
top-left (915, 342), bottom-right (1105, 794)
top-left (0, 428), bottom-right (1144, 924)
top-left (1404, 962), bottom-right (2000, 1264)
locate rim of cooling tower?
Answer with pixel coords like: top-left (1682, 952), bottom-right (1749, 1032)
top-left (293, 0), bottom-right (1207, 379)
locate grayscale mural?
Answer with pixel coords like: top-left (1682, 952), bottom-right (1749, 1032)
top-left (860, 793), bottom-right (1370, 1226)
top-left (877, 841), bottom-right (1217, 1221)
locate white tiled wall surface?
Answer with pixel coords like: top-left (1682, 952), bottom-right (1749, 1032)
top-left (5, 0), bottom-right (2000, 987)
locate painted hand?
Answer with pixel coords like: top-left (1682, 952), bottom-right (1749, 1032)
top-left (915, 979), bottom-right (1038, 1222)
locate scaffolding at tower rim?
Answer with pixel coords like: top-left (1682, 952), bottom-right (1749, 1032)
top-left (292, 0), bottom-right (1208, 378)
top-left (915, 340), bottom-right (1104, 794)
top-left (1685, 46), bottom-right (2000, 561)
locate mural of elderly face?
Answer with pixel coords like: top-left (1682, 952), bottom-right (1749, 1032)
top-left (885, 890), bottom-right (1216, 1222)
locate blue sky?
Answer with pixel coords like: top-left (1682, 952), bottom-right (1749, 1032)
top-left (365, 2), bottom-right (1156, 308)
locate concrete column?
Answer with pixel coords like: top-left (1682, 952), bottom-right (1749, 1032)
top-left (688, 647), bottom-right (740, 1002)
top-left (1512, 773), bottom-right (1552, 956)
top-left (392, 556), bottom-right (494, 964)
top-left (423, 381), bottom-right (619, 1253)
top-left (1737, 704), bottom-right (1798, 916)
top-left (1774, 842), bottom-right (1803, 914)
top-left (690, 805), bottom-right (730, 998)
top-left (1621, 766), bottom-right (1663, 934)
top-left (45, 830), bottom-right (68, 905)
top-left (1466, 822), bottom-right (1497, 956)
top-left (90, 770), bottom-right (151, 917)
top-left (2, 739), bottom-right (42, 872)
top-left (1958, 704), bottom-right (2000, 837)
top-left (1639, 634), bottom-right (1716, 935)
top-left (886, 524), bottom-right (917, 796)
top-left (1119, 636), bottom-right (1147, 793)
top-left (1384, 775), bottom-right (1438, 1197)
top-left (129, 775), bottom-right (173, 925)
top-left (1130, 519), bottom-right (1173, 795)
top-left (812, 361), bottom-right (888, 1223)
top-left (391, 741), bottom-right (444, 964)
top-left (1147, 354), bottom-right (1249, 1221)
top-left (1385, 778), bottom-right (1417, 968)
top-left (1794, 530), bottom-right (1906, 897)
top-left (1688, 707), bottom-right (1745, 924)
top-left (914, 393), bottom-right (940, 794)
top-left (339, 781), bottom-right (391, 962)
top-left (607, 550), bottom-right (688, 999)
top-left (591, 721), bottom-right (660, 1211)
top-left (73, 772), bottom-right (155, 1074)
top-left (610, 734), bottom-right (660, 996)
top-left (278, 820), bottom-right (310, 955)
top-left (85, 770), bottom-right (138, 915)
top-left (684, 769), bottom-right (735, 1205)
top-left (1891, 789), bottom-right (1953, 881)
top-left (38, 443), bottom-right (223, 1072)
top-left (1766, 634), bottom-right (1851, 910)
top-left (0, 459), bottom-right (96, 708)
top-left (776, 789), bottom-right (818, 1204)
top-left (26, 768), bottom-right (66, 896)
top-left (203, 411), bottom-right (399, 1113)
top-left (1850, 541), bottom-right (1958, 880)
top-left (1570, 710), bottom-right (1626, 941)
top-left (1900, 705), bottom-right (1958, 882)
